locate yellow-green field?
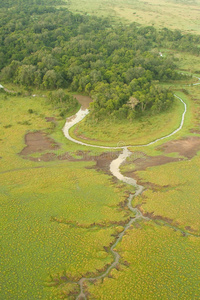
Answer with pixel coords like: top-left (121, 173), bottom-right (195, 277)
top-left (133, 155), bottom-right (200, 232)
top-left (1, 73), bottom-right (200, 299)
top-left (63, 0), bottom-right (200, 34)
top-left (1, 161), bottom-right (129, 299)
top-left (88, 221), bottom-right (200, 299)
top-left (0, 93), bottom-right (130, 299)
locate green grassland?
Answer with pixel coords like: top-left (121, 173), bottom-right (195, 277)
top-left (0, 92), bottom-right (131, 299)
top-left (87, 221), bottom-right (200, 299)
top-left (63, 0), bottom-right (200, 34)
top-left (1, 162), bottom-right (129, 299)
top-left (133, 155), bottom-right (200, 232)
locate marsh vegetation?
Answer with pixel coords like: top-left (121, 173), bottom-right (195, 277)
top-left (0, 0), bottom-right (200, 299)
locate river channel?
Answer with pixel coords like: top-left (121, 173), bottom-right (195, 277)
top-left (62, 94), bottom-right (187, 299)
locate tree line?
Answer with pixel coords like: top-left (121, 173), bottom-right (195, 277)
top-left (0, 0), bottom-right (198, 119)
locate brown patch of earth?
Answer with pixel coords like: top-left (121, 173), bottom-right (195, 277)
top-left (27, 152), bottom-right (75, 162)
top-left (123, 153), bottom-right (182, 191)
top-left (20, 131), bottom-right (60, 156)
top-left (125, 170), bottom-right (170, 191)
top-left (45, 117), bottom-right (56, 123)
top-left (28, 153), bottom-right (57, 162)
top-left (137, 205), bottom-right (197, 234)
top-left (185, 226), bottom-right (196, 233)
top-left (21, 146), bottom-right (119, 175)
top-left (90, 152), bottom-right (119, 173)
top-left (69, 151), bottom-right (120, 176)
top-left (127, 153), bottom-right (182, 172)
top-left (157, 136), bottom-right (200, 159)
top-left (73, 95), bottom-right (93, 110)
top-left (190, 128), bottom-right (200, 134)
top-left (137, 205), bottom-right (175, 224)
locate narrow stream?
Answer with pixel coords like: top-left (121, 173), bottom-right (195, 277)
top-left (63, 94), bottom-right (187, 149)
top-left (62, 94), bottom-right (187, 299)
top-left (75, 148), bottom-right (148, 300)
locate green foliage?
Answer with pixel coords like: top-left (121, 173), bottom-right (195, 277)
top-left (71, 94), bottom-right (184, 147)
top-left (47, 89), bottom-right (79, 116)
top-left (1, 0), bottom-right (196, 119)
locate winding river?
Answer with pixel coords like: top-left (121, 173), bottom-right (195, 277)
top-left (63, 95), bottom-right (186, 149)
top-left (62, 94), bottom-right (187, 299)
top-left (0, 80), bottom-right (196, 298)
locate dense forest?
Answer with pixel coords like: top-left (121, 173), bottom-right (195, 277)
top-left (1, 0), bottom-right (200, 119)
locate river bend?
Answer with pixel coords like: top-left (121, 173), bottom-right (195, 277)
top-left (62, 94), bottom-right (187, 299)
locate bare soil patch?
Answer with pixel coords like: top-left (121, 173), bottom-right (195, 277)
top-left (136, 206), bottom-right (197, 234)
top-left (185, 226), bottom-right (196, 233)
top-left (136, 205), bottom-right (174, 224)
top-left (57, 151), bottom-right (119, 174)
top-left (73, 95), bottom-right (93, 110)
top-left (123, 153), bottom-right (182, 189)
top-left (128, 153), bottom-right (182, 172)
top-left (158, 136), bottom-right (200, 158)
top-left (124, 170), bottom-right (171, 191)
top-left (21, 145), bottom-right (119, 174)
top-left (90, 152), bottom-right (119, 173)
top-left (190, 128), bottom-right (200, 134)
top-left (45, 117), bottom-right (56, 123)
top-left (20, 131), bottom-right (60, 156)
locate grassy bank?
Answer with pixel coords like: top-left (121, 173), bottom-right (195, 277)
top-left (70, 92), bottom-right (187, 147)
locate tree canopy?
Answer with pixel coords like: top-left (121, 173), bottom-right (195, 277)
top-left (1, 0), bottom-right (199, 119)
